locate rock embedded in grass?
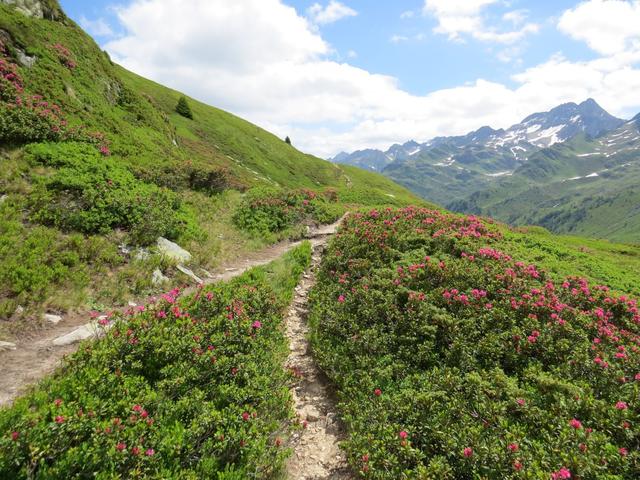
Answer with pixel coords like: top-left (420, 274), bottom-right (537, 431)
top-left (176, 265), bottom-right (203, 284)
top-left (16, 49), bottom-right (36, 68)
top-left (157, 237), bottom-right (192, 263)
top-left (152, 268), bottom-right (169, 285)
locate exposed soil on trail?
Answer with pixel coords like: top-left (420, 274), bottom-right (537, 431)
top-left (285, 243), bottom-right (352, 479)
top-left (0, 217), bottom-right (344, 408)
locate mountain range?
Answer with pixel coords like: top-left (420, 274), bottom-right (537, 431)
top-left (332, 99), bottom-right (640, 243)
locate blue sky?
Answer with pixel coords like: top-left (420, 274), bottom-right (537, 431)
top-left (58, 0), bottom-right (640, 156)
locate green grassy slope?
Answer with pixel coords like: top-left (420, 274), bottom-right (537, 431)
top-left (0, 2), bottom-right (424, 329)
top-left (118, 66), bottom-right (420, 200)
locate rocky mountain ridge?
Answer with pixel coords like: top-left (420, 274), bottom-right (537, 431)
top-left (332, 99), bottom-right (625, 174)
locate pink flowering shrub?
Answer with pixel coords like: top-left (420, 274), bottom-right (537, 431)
top-left (0, 43), bottom-right (23, 102)
top-left (0, 244), bottom-right (311, 478)
top-left (309, 207), bottom-right (640, 479)
top-left (0, 41), bottom-right (69, 143)
top-left (49, 43), bottom-right (77, 70)
top-left (0, 39), bottom-right (109, 151)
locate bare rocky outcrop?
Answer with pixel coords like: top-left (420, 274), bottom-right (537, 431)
top-left (0, 0), bottom-right (62, 20)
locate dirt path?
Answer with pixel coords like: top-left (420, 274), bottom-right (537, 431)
top-left (0, 217), bottom-right (345, 407)
top-left (285, 242), bottom-right (351, 479)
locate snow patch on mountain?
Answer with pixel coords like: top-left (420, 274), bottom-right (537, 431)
top-left (529, 125), bottom-right (565, 147)
top-left (485, 171), bottom-right (513, 177)
top-left (434, 156), bottom-right (455, 167)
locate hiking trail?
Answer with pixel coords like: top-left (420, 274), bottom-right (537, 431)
top-left (0, 217), bottom-right (343, 407)
top-left (285, 239), bottom-right (351, 479)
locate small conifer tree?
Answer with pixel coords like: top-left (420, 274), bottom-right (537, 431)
top-left (176, 96), bottom-right (193, 119)
top-left (285, 136), bottom-right (291, 145)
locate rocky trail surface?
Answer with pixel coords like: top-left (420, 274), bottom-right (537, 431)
top-left (285, 242), bottom-right (351, 479)
top-left (0, 218), bottom-right (344, 407)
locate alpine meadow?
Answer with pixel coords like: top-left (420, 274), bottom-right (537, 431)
top-left (1, 1), bottom-right (639, 479)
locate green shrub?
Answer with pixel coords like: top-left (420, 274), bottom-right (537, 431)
top-left (309, 207), bottom-right (640, 479)
top-left (133, 161), bottom-right (232, 195)
top-left (26, 142), bottom-right (201, 245)
top-left (233, 187), bottom-right (343, 236)
top-left (175, 96), bottom-right (193, 119)
top-left (0, 244), bottom-right (311, 478)
top-left (0, 195), bottom-right (122, 314)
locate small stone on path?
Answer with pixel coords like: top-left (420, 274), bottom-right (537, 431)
top-left (52, 321), bottom-right (108, 346)
top-left (44, 314), bottom-right (63, 325)
top-left (0, 341), bottom-right (17, 352)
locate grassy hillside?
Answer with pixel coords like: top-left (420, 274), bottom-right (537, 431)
top-left (3, 4), bottom-right (640, 478)
top-left (0, 2), bottom-right (424, 331)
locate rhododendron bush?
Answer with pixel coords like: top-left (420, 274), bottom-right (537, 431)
top-left (0, 244), bottom-right (311, 478)
top-left (0, 39), bottom-right (69, 143)
top-left (309, 207), bottom-right (640, 479)
top-left (25, 142), bottom-right (201, 245)
top-left (233, 186), bottom-right (343, 238)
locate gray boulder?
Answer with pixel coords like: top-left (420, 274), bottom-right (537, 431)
top-left (16, 49), bottom-right (36, 67)
top-left (157, 237), bottom-right (191, 263)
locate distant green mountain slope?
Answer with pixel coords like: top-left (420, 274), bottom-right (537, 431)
top-left (335, 97), bottom-right (638, 244)
top-left (336, 100), bottom-right (625, 204)
top-left (450, 118), bottom-right (640, 243)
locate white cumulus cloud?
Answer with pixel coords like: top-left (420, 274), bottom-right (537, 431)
top-left (79, 16), bottom-right (114, 37)
top-left (558, 0), bottom-right (640, 56)
top-left (307, 1), bottom-right (357, 25)
top-left (423, 0), bottom-right (540, 44)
